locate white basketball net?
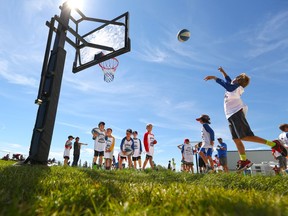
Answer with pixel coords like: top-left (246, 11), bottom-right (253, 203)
top-left (99, 58), bottom-right (119, 83)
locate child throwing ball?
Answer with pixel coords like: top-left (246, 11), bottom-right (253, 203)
top-left (204, 67), bottom-right (287, 171)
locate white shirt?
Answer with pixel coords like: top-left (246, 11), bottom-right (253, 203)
top-left (224, 86), bottom-right (247, 119)
top-left (63, 140), bottom-right (72, 157)
top-left (144, 132), bottom-right (155, 156)
top-left (104, 136), bottom-right (115, 159)
top-left (94, 130), bottom-right (106, 151)
top-left (182, 144), bottom-right (193, 163)
top-left (201, 124), bottom-right (213, 148)
top-left (119, 137), bottom-right (134, 157)
top-left (133, 138), bottom-right (142, 157)
top-left (279, 132), bottom-right (288, 146)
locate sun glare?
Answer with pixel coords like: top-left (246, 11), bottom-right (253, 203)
top-left (66, 0), bottom-right (84, 10)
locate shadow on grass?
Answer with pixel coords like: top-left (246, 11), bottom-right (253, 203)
top-left (0, 163), bottom-right (51, 215)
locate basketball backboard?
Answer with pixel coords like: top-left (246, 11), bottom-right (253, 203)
top-left (69, 11), bottom-right (130, 73)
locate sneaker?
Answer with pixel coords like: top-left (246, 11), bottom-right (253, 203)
top-left (272, 140), bottom-right (288, 157)
top-left (236, 159), bottom-right (253, 172)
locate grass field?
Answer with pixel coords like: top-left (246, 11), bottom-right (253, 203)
top-left (0, 160), bottom-right (288, 216)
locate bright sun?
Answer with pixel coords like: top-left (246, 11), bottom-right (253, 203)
top-left (66, 0), bottom-right (84, 10)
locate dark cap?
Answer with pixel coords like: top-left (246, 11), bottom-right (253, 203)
top-left (196, 114), bottom-right (211, 124)
top-left (75, 137), bottom-right (80, 139)
top-left (68, 135), bottom-right (74, 139)
top-left (106, 128), bottom-right (112, 132)
top-left (98, 121), bottom-right (105, 127)
top-left (126, 129), bottom-right (133, 133)
top-left (217, 138), bottom-right (222, 141)
top-left (132, 131), bottom-right (138, 134)
top-left (279, 124), bottom-right (288, 132)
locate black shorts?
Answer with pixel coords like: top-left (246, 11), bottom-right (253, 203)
top-left (228, 109), bottom-right (254, 139)
top-left (120, 156), bottom-right (127, 160)
top-left (94, 150), bottom-right (104, 157)
top-left (146, 154), bottom-right (153, 159)
top-left (198, 156), bottom-right (206, 167)
top-left (132, 156), bottom-right (141, 161)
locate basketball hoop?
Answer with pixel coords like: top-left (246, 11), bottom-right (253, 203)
top-left (99, 58), bottom-right (119, 82)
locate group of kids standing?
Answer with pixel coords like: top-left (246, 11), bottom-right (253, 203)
top-left (63, 123), bottom-right (157, 170)
top-left (64, 66), bottom-right (288, 173)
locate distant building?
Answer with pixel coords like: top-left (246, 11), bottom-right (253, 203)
top-left (227, 150), bottom-right (277, 171)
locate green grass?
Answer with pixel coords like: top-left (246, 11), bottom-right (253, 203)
top-left (0, 160), bottom-right (288, 216)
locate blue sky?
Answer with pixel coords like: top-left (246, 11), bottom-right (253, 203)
top-left (0, 0), bottom-right (287, 169)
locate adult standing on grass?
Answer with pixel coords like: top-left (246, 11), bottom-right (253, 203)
top-left (216, 138), bottom-right (229, 172)
top-left (64, 135), bottom-right (74, 166)
top-left (72, 137), bottom-right (88, 167)
top-left (142, 123), bottom-right (157, 170)
top-left (204, 67), bottom-right (287, 172)
top-left (92, 121), bottom-right (106, 169)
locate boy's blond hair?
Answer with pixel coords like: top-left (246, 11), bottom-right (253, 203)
top-left (236, 73), bottom-right (250, 88)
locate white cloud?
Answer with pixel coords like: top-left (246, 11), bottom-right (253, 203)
top-left (23, 0), bottom-right (58, 13)
top-left (0, 60), bottom-right (37, 87)
top-left (246, 11), bottom-right (288, 58)
top-left (57, 121), bottom-right (91, 132)
top-left (0, 141), bottom-right (29, 157)
top-left (136, 43), bottom-right (168, 63)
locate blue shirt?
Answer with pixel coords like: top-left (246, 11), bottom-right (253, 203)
top-left (216, 76), bottom-right (240, 92)
top-left (217, 142), bottom-right (227, 158)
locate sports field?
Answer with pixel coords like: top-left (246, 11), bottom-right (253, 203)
top-left (0, 160), bottom-right (287, 216)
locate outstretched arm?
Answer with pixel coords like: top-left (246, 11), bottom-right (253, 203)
top-left (218, 66), bottom-right (228, 78)
top-left (204, 67), bottom-right (238, 92)
top-left (204, 67), bottom-right (230, 81)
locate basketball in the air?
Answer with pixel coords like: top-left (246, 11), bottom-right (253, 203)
top-left (177, 29), bottom-right (190, 42)
top-left (153, 140), bottom-right (157, 145)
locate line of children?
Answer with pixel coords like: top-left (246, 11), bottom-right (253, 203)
top-left (89, 123), bottom-right (158, 170)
